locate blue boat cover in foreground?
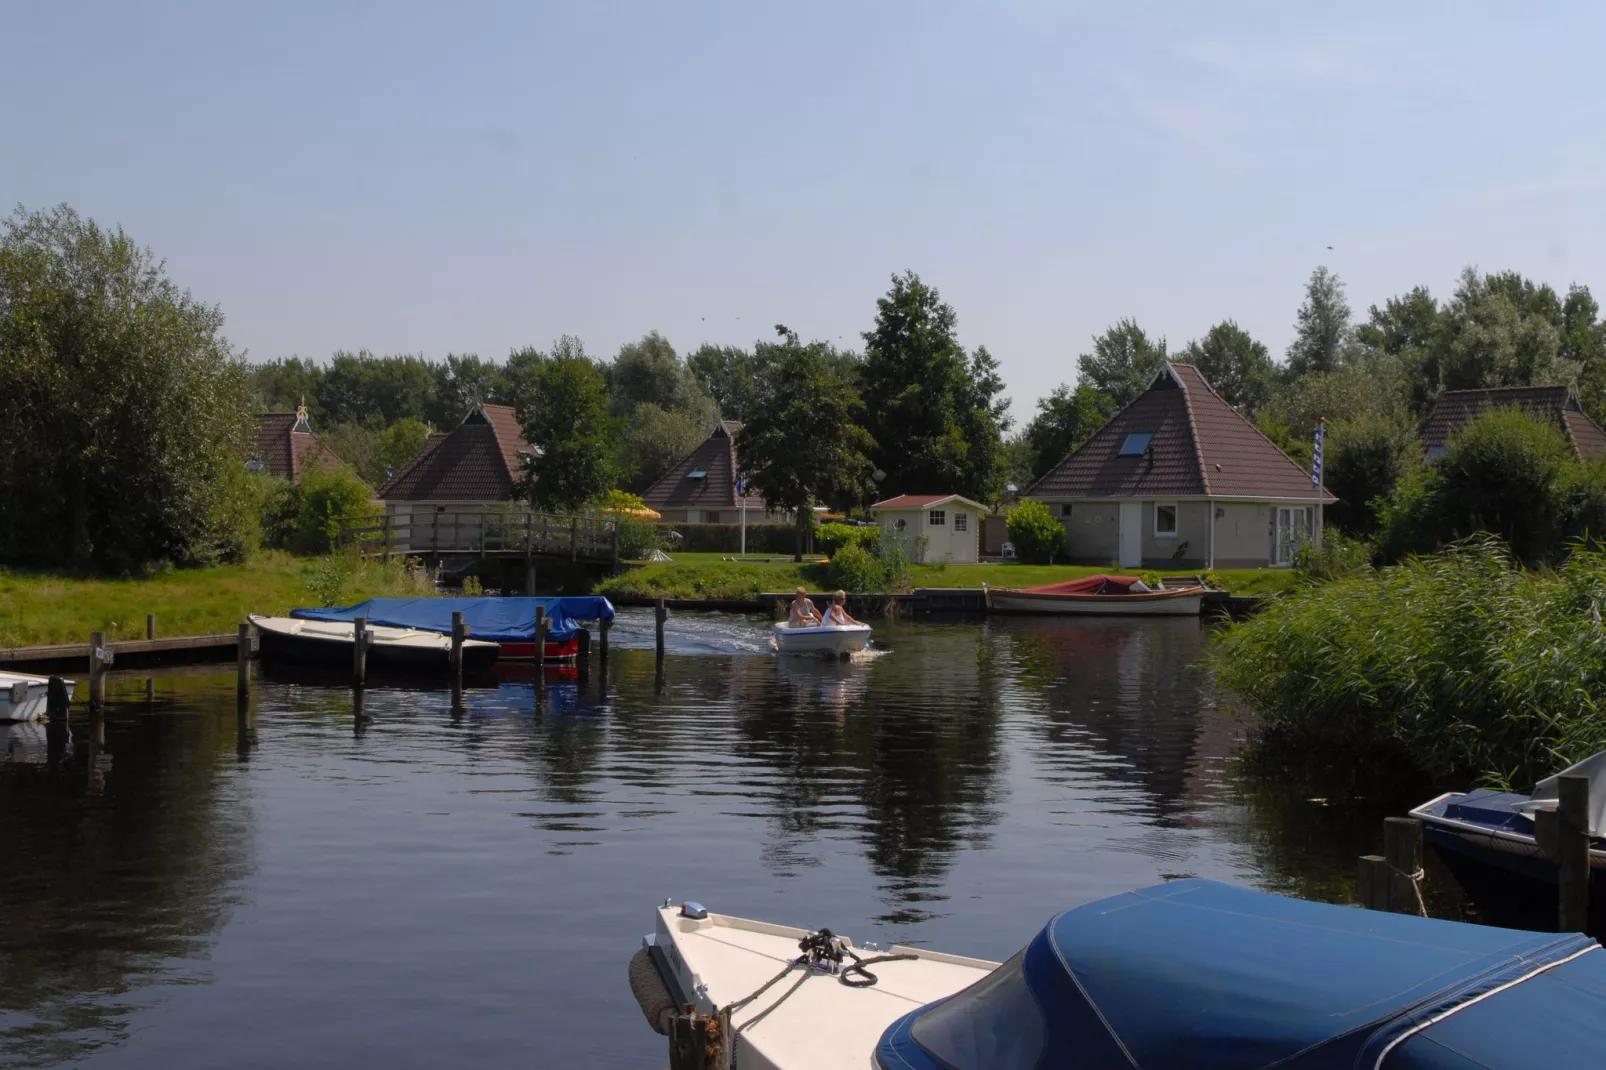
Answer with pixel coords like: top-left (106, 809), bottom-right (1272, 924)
top-left (292, 597), bottom-right (614, 642)
top-left (877, 878), bottom-right (1605, 1070)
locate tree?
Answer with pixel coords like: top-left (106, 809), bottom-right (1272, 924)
top-left (739, 328), bottom-right (876, 560)
top-left (249, 357), bottom-right (327, 418)
top-left (1433, 268), bottom-right (1577, 397)
top-left (609, 330), bottom-right (716, 421)
top-left (616, 402), bottom-right (710, 492)
top-left (1323, 411), bottom-right (1418, 535)
top-left (687, 343), bottom-right (759, 421)
top-left (1562, 285), bottom-right (1606, 423)
top-left (0, 204), bottom-right (253, 570)
top-left (378, 417), bottom-right (433, 480)
top-left (1355, 285), bottom-right (1441, 415)
top-left (285, 465), bottom-right (373, 555)
top-left (319, 350), bottom-right (441, 428)
top-left (859, 271), bottom-right (1007, 500)
top-left (1286, 266), bottom-right (1353, 377)
top-left (517, 349), bottom-right (618, 511)
top-left (1178, 321), bottom-right (1274, 414)
top-left (435, 354), bottom-right (509, 422)
top-left (1076, 319), bottom-right (1166, 410)
top-left (1021, 383), bottom-right (1113, 484)
top-left (1258, 360), bottom-right (1405, 469)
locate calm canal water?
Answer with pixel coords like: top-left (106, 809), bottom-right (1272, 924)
top-left (1, 610), bottom-right (1459, 1068)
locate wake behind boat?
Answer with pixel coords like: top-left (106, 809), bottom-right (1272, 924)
top-left (629, 879), bottom-right (1606, 1069)
top-left (250, 615), bottom-right (501, 673)
top-left (770, 621), bottom-right (871, 656)
top-left (984, 574), bottom-right (1205, 616)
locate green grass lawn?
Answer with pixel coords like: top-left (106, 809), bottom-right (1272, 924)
top-left (596, 552), bottom-right (1297, 600)
top-left (0, 552), bottom-right (432, 648)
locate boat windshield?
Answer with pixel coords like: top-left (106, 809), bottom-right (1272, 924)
top-left (907, 949), bottom-right (1043, 1070)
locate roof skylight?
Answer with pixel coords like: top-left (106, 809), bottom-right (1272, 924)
top-left (1118, 432), bottom-right (1154, 457)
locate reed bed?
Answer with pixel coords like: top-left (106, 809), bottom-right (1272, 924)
top-left (1212, 538), bottom-right (1606, 786)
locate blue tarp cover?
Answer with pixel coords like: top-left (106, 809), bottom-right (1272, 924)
top-left (291, 597), bottom-right (614, 643)
top-left (877, 878), bottom-right (1605, 1070)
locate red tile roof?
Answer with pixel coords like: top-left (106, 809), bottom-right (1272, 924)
top-left (252, 411), bottom-right (350, 482)
top-left (379, 404), bottom-right (532, 501)
top-left (1028, 363), bottom-right (1332, 501)
top-left (1419, 386), bottom-right (1606, 461)
top-left (641, 421), bottom-right (765, 511)
top-left (871, 493), bottom-right (987, 511)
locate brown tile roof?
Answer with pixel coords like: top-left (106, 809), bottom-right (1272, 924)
top-left (379, 404), bottom-right (533, 501)
top-left (252, 411), bottom-right (350, 482)
top-left (642, 421), bottom-right (764, 511)
top-left (1028, 362), bottom-right (1332, 501)
top-left (1419, 386), bottom-right (1606, 461)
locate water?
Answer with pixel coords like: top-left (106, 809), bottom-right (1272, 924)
top-left (0, 610), bottom-right (1452, 1068)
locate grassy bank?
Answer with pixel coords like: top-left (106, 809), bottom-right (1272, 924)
top-left (596, 552), bottom-right (1297, 601)
top-left (0, 552), bottom-right (431, 648)
top-left (1212, 538), bottom-right (1606, 786)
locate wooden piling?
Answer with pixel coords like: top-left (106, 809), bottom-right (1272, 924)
top-left (577, 626), bottom-right (591, 660)
top-left (88, 631), bottom-right (106, 707)
top-left (599, 617), bottom-right (611, 662)
top-left (450, 611), bottom-right (465, 681)
top-left (1558, 774), bottom-right (1591, 933)
top-left (1383, 817), bottom-right (1425, 915)
top-left (353, 616), bottom-right (368, 686)
top-left (655, 598), bottom-right (667, 661)
top-left (535, 606), bottom-right (548, 689)
top-left (1357, 854), bottom-right (1389, 911)
top-left (146, 614), bottom-right (156, 640)
top-left (237, 621), bottom-right (252, 700)
top-left (46, 676), bottom-right (70, 720)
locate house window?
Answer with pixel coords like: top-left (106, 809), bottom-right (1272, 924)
top-left (1060, 503), bottom-right (1074, 518)
top-left (929, 510), bottom-right (946, 526)
top-left (1118, 432), bottom-right (1154, 457)
top-left (1154, 502), bottom-right (1178, 536)
top-left (953, 512), bottom-right (967, 532)
top-left (704, 511), bottom-right (720, 524)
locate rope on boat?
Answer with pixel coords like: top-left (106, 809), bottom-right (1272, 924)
top-left (1392, 863), bottom-right (1428, 917)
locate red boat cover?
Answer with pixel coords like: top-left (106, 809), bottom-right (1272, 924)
top-left (1020, 574), bottom-right (1145, 596)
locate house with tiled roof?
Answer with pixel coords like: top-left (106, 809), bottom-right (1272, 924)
top-left (642, 421), bottom-right (775, 524)
top-left (1419, 385), bottom-right (1606, 462)
top-left (376, 404), bottom-right (535, 549)
top-left (1028, 362), bottom-right (1334, 568)
top-left (250, 403), bottom-right (353, 483)
top-left (871, 493), bottom-right (989, 563)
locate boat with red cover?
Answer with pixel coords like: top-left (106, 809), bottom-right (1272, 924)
top-left (983, 574), bottom-right (1205, 616)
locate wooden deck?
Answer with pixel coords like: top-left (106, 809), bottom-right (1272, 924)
top-left (337, 508), bottom-right (619, 564)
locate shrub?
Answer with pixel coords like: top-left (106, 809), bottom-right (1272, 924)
top-left (1007, 500), bottom-right (1064, 564)
top-left (815, 522), bottom-right (880, 557)
top-left (827, 543), bottom-right (885, 592)
top-left (1324, 411), bottom-right (1418, 536)
top-left (615, 514), bottom-right (663, 559)
top-left (1294, 531), bottom-right (1372, 582)
top-left (288, 467), bottom-right (375, 556)
top-left (306, 553), bottom-right (355, 607)
top-left (879, 538), bottom-right (915, 592)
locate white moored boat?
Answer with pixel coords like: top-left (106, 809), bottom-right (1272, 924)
top-left (250, 615), bottom-right (501, 673)
top-left (0, 671), bottom-right (73, 722)
top-left (770, 622), bottom-right (872, 656)
top-left (984, 574), bottom-right (1204, 616)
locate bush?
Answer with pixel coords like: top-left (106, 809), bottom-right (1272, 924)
top-left (827, 543), bottom-right (885, 592)
top-left (879, 538), bottom-right (915, 591)
top-left (815, 522), bottom-right (880, 557)
top-left (615, 514), bottom-right (664, 559)
top-left (287, 467), bottom-right (374, 556)
top-left (1212, 537), bottom-right (1606, 785)
top-left (655, 523), bottom-right (800, 554)
top-left (1007, 500), bottom-right (1064, 564)
top-left (1294, 532), bottom-right (1372, 582)
top-left (1324, 411), bottom-right (1418, 535)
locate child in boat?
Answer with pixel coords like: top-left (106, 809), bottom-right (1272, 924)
top-left (787, 587), bottom-right (821, 627)
top-left (824, 590), bottom-right (862, 627)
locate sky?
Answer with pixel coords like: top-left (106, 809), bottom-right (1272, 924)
top-left (6, 1), bottom-right (1606, 423)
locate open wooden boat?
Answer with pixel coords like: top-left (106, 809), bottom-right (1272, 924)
top-left (770, 622), bottom-right (872, 656)
top-left (1, 671), bottom-right (73, 722)
top-left (629, 880), bottom-right (1606, 1069)
top-left (984, 574), bottom-right (1205, 616)
top-left (250, 615), bottom-right (501, 673)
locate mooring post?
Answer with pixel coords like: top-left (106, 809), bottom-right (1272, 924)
top-left (46, 676), bottom-right (70, 720)
top-left (89, 631), bottom-right (106, 708)
top-left (655, 598), bottom-right (667, 662)
top-left (535, 606), bottom-right (549, 690)
top-left (353, 616), bottom-right (368, 687)
top-left (1383, 816), bottom-right (1425, 915)
top-left (1357, 854), bottom-right (1389, 911)
top-left (599, 616), bottom-right (611, 662)
top-left (146, 613), bottom-right (156, 640)
top-left (450, 611), bottom-right (464, 681)
top-left (237, 621), bottom-right (252, 701)
top-left (1558, 774), bottom-right (1591, 932)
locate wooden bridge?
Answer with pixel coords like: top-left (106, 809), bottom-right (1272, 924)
top-left (337, 507), bottom-right (619, 565)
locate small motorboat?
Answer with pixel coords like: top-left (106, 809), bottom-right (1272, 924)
top-left (629, 879), bottom-right (1606, 1069)
top-left (250, 615), bottom-right (501, 673)
top-left (0, 671), bottom-right (73, 722)
top-left (1411, 750), bottom-right (1606, 918)
top-left (770, 621), bottom-right (871, 656)
top-left (984, 574), bottom-right (1205, 615)
top-left (290, 596), bottom-right (614, 661)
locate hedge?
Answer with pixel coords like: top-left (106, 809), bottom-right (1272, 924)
top-left (655, 523), bottom-right (803, 554)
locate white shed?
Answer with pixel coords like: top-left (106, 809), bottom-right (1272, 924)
top-left (871, 494), bottom-right (988, 564)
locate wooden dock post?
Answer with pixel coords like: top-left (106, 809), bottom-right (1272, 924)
top-left (655, 598), bottom-right (667, 662)
top-left (88, 631), bottom-right (107, 707)
top-left (535, 606), bottom-right (549, 689)
top-left (450, 611), bottom-right (464, 680)
top-left (46, 676), bottom-right (70, 720)
top-left (353, 616), bottom-right (369, 686)
top-left (1558, 774), bottom-right (1591, 932)
top-left (1357, 854), bottom-right (1389, 911)
top-left (599, 617), bottom-right (611, 662)
top-left (146, 614), bottom-right (156, 640)
top-left (1383, 816), bottom-right (1425, 915)
top-left (237, 621), bottom-right (252, 701)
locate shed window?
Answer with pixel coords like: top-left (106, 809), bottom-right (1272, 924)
top-left (688, 469), bottom-right (707, 480)
top-left (1118, 432), bottom-right (1153, 456)
top-left (953, 512), bottom-right (968, 532)
top-left (1155, 502), bottom-right (1178, 536)
top-left (929, 510), bottom-right (946, 526)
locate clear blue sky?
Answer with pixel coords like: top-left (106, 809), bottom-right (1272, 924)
top-left (6, 1), bottom-right (1604, 422)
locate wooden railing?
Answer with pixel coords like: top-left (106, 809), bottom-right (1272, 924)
top-left (337, 507), bottom-right (619, 562)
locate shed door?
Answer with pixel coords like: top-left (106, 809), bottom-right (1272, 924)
top-left (1118, 501), bottom-right (1143, 567)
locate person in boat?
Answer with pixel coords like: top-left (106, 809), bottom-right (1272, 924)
top-left (787, 587), bottom-right (821, 628)
top-left (823, 590), bottom-right (862, 627)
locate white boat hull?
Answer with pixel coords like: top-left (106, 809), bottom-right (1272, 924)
top-left (0, 672), bottom-right (74, 722)
top-left (644, 903), bottom-right (995, 1070)
top-left (984, 587), bottom-right (1203, 616)
top-left (770, 622), bottom-right (872, 655)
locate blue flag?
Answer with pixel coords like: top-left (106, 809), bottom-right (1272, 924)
top-left (1311, 419), bottom-right (1325, 489)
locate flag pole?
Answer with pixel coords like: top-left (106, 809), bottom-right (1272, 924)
top-left (738, 475), bottom-right (747, 559)
top-left (1315, 416), bottom-right (1326, 548)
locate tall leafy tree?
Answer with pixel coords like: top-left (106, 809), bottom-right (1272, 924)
top-left (319, 350), bottom-right (441, 428)
top-left (739, 328), bottom-right (876, 560)
top-left (1286, 266), bottom-right (1353, 377)
top-left (516, 346), bottom-right (618, 511)
top-left (435, 353), bottom-right (509, 422)
top-left (1432, 268), bottom-right (1577, 396)
top-left (615, 402), bottom-right (710, 492)
top-left (609, 330), bottom-right (716, 422)
top-left (860, 271), bottom-right (1007, 500)
top-left (1022, 383), bottom-right (1114, 483)
top-left (249, 357), bottom-right (327, 418)
top-left (687, 342), bottom-right (759, 421)
top-left (1355, 285), bottom-right (1442, 414)
top-left (1563, 285), bottom-right (1606, 423)
top-left (0, 204), bottom-right (254, 570)
top-left (1177, 321), bottom-right (1274, 414)
top-left (1076, 319), bottom-right (1166, 410)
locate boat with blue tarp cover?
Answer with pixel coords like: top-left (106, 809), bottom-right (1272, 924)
top-left (292, 596), bottom-right (614, 661)
top-left (628, 878), bottom-right (1606, 1069)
